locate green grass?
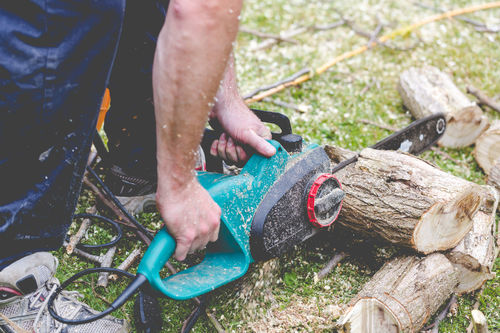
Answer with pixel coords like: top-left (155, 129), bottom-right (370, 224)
top-left (56, 1), bottom-right (499, 331)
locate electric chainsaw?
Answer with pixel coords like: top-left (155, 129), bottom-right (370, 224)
top-left (49, 110), bottom-right (446, 324)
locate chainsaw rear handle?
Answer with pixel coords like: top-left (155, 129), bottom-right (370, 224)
top-left (136, 228), bottom-right (176, 296)
top-left (209, 108), bottom-right (293, 139)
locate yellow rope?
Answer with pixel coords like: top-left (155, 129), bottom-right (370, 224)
top-left (244, 1), bottom-right (500, 104)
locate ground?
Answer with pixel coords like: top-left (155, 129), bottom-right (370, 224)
top-left (57, 1), bottom-right (499, 332)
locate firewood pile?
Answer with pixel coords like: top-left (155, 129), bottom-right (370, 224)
top-left (332, 66), bottom-right (499, 332)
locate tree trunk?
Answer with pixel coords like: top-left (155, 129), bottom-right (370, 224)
top-left (398, 66), bottom-right (489, 148)
top-left (325, 146), bottom-right (483, 253)
top-left (446, 185), bottom-right (499, 294)
top-left (474, 120), bottom-right (500, 175)
top-left (338, 253), bottom-right (458, 333)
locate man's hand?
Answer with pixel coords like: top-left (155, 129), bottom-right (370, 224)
top-left (156, 179), bottom-right (221, 261)
top-left (209, 56), bottom-right (276, 163)
top-left (210, 100), bottom-right (276, 163)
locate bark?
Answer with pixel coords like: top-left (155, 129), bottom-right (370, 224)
top-left (338, 254), bottom-right (458, 333)
top-left (325, 146), bottom-right (483, 253)
top-left (473, 120), bottom-right (500, 175)
top-left (398, 66), bottom-right (489, 148)
top-left (446, 185), bottom-right (499, 294)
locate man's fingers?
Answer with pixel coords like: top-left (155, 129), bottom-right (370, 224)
top-left (174, 238), bottom-right (191, 261)
top-left (243, 129), bottom-right (276, 157)
top-left (226, 137), bottom-right (238, 162)
top-left (210, 140), bottom-right (219, 156)
top-left (236, 145), bottom-right (247, 162)
top-left (217, 133), bottom-right (228, 160)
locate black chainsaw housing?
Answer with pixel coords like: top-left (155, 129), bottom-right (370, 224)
top-left (250, 146), bottom-right (334, 261)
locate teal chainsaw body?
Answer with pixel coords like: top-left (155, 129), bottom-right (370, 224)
top-left (137, 140), bottom-right (342, 300)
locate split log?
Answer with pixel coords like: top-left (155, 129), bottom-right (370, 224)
top-left (474, 120), bottom-right (500, 175)
top-left (398, 66), bottom-right (489, 147)
top-left (325, 146), bottom-right (483, 253)
top-left (338, 253), bottom-right (458, 332)
top-left (446, 185), bottom-right (499, 294)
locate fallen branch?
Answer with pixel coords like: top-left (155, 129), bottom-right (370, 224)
top-left (244, 2), bottom-right (500, 104)
top-left (316, 252), bottom-right (348, 280)
top-left (109, 248), bottom-right (142, 281)
top-left (97, 246), bottom-right (117, 287)
top-left (357, 119), bottom-right (398, 131)
top-left (239, 26), bottom-right (298, 44)
top-left (467, 86), bottom-right (500, 114)
top-left (249, 20), bottom-right (345, 51)
top-left (243, 67), bottom-right (311, 100)
top-left (431, 147), bottom-right (469, 168)
top-left (66, 206), bottom-right (96, 254)
top-left (262, 98), bottom-right (308, 113)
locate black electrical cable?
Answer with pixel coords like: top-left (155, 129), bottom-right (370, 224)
top-left (86, 165), bottom-right (153, 240)
top-left (181, 295), bottom-right (208, 333)
top-left (47, 267), bottom-right (145, 325)
top-left (71, 213), bottom-right (123, 249)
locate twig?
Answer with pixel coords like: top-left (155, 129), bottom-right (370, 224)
top-left (64, 242), bottom-right (102, 263)
top-left (471, 310), bottom-right (489, 333)
top-left (316, 252), bottom-right (348, 280)
top-left (239, 27), bottom-right (298, 44)
top-left (367, 20), bottom-right (383, 49)
top-left (358, 119), bottom-right (398, 132)
top-left (415, 2), bottom-right (500, 33)
top-left (262, 98), bottom-right (308, 113)
top-left (243, 67), bottom-right (311, 100)
top-left (97, 246), bottom-right (117, 287)
top-left (109, 248), bottom-right (142, 281)
top-left (67, 206), bottom-right (96, 254)
top-left (422, 294), bottom-right (457, 332)
top-left (0, 313), bottom-right (31, 333)
top-left (250, 20), bottom-right (345, 51)
top-left (467, 85), bottom-right (500, 114)
top-left (359, 79), bottom-right (378, 96)
top-left (431, 147), bottom-right (468, 168)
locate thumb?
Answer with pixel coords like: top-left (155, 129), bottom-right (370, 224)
top-left (243, 129), bottom-right (276, 157)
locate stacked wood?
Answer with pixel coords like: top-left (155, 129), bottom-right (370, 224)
top-left (473, 120), bottom-right (500, 175)
top-left (325, 146), bottom-right (483, 253)
top-left (398, 66), bottom-right (489, 148)
top-left (446, 185), bottom-right (499, 294)
top-left (337, 254), bottom-right (458, 332)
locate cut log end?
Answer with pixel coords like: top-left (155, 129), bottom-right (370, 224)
top-left (474, 120), bottom-right (500, 175)
top-left (438, 106), bottom-right (490, 148)
top-left (413, 188), bottom-right (482, 254)
top-left (338, 298), bottom-right (400, 333)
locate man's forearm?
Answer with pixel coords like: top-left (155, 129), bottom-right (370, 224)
top-left (153, 1), bottom-right (242, 188)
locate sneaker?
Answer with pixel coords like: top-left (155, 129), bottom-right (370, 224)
top-left (106, 146), bottom-right (206, 215)
top-left (0, 252), bottom-right (130, 333)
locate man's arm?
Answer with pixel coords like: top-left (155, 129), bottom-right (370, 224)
top-left (153, 0), bottom-right (242, 261)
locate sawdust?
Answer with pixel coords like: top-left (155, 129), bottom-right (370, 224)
top-left (247, 295), bottom-right (345, 332)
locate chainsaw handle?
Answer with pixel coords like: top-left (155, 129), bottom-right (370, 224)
top-left (208, 109), bottom-right (292, 140)
top-left (137, 228), bottom-right (176, 294)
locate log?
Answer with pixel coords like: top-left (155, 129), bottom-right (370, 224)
top-left (446, 185), bottom-right (499, 294)
top-left (338, 253), bottom-right (458, 332)
top-left (325, 146), bottom-right (483, 253)
top-left (398, 66), bottom-right (489, 147)
top-left (487, 158), bottom-right (500, 201)
top-left (471, 310), bottom-right (489, 333)
top-left (474, 120), bottom-right (500, 175)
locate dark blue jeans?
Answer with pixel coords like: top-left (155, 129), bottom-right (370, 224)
top-left (0, 0), bottom-right (166, 269)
